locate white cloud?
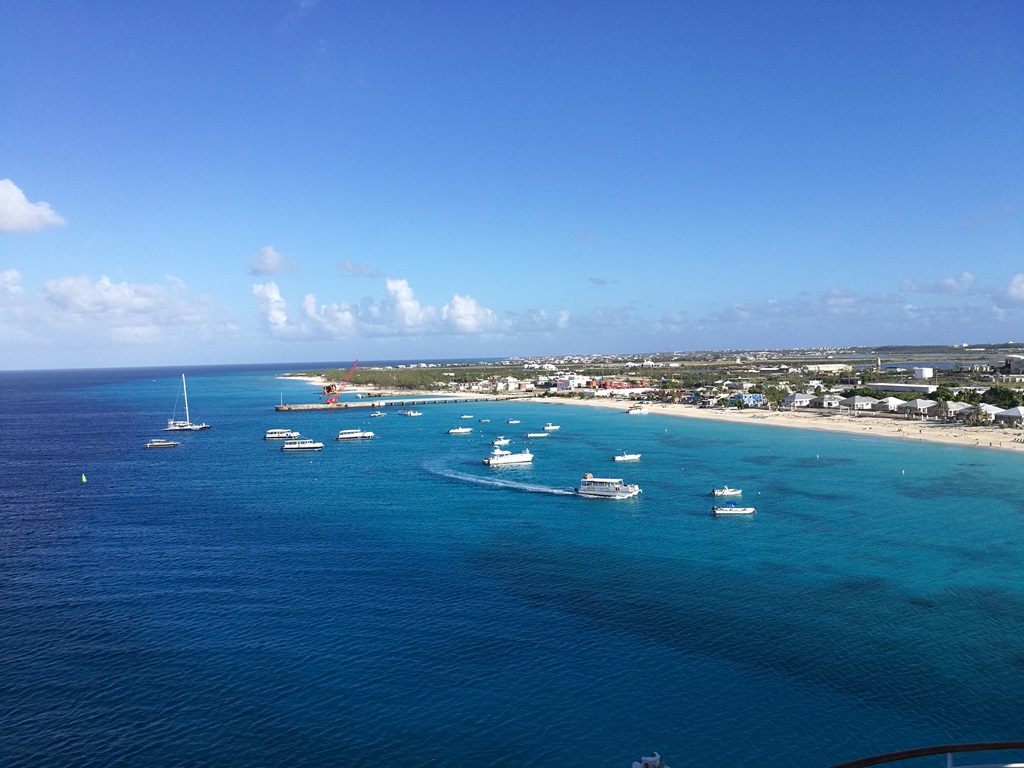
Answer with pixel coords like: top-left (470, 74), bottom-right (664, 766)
top-left (251, 281), bottom-right (292, 331)
top-left (384, 278), bottom-right (437, 330)
top-left (1, 268), bottom-right (23, 295)
top-left (1006, 273), bottom-right (1024, 303)
top-left (900, 271), bottom-right (975, 296)
top-left (338, 261), bottom-right (384, 278)
top-left (43, 275), bottom-right (166, 313)
top-left (441, 294), bottom-right (497, 333)
top-left (248, 245), bottom-right (285, 276)
top-left (0, 179), bottom-right (66, 233)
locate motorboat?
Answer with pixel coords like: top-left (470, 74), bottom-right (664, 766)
top-left (543, 422), bottom-right (560, 431)
top-left (613, 451), bottom-right (641, 461)
top-left (711, 486), bottom-right (742, 497)
top-left (447, 426), bottom-right (473, 434)
top-left (633, 752), bottom-right (670, 768)
top-left (711, 504), bottom-right (756, 515)
top-left (507, 419), bottom-right (521, 424)
top-left (526, 432), bottom-right (550, 438)
top-left (264, 428), bottom-right (300, 440)
top-left (460, 414), bottom-right (473, 419)
top-left (398, 410), bottom-right (422, 416)
top-left (145, 438), bottom-right (180, 448)
top-left (627, 404), bottom-right (649, 415)
top-left (281, 439), bottom-right (324, 451)
top-left (483, 447), bottom-right (533, 466)
top-left (477, 418), bottom-right (490, 423)
top-left (369, 411), bottom-right (386, 417)
top-left (575, 473), bottom-right (642, 499)
top-left (336, 429), bottom-right (374, 440)
top-left (163, 374), bottom-right (211, 431)
top-left (492, 436), bottom-right (511, 446)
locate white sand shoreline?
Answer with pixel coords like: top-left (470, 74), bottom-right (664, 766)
top-left (528, 396), bottom-right (1024, 454)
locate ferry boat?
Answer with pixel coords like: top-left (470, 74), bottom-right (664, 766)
top-left (711, 486), bottom-right (742, 497)
top-left (264, 428), bottom-right (300, 440)
top-left (482, 447), bottom-right (533, 466)
top-left (543, 422), bottom-right (560, 431)
top-left (447, 426), bottom-right (473, 434)
top-left (336, 429), bottom-right (374, 440)
top-left (612, 451), bottom-right (641, 461)
top-left (711, 504), bottom-right (755, 515)
top-left (575, 474), bottom-right (642, 499)
top-left (145, 438), bottom-right (180, 449)
top-left (281, 439), bottom-right (324, 451)
top-left (492, 436), bottom-right (511, 446)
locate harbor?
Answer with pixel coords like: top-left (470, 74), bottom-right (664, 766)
top-left (274, 393), bottom-right (534, 412)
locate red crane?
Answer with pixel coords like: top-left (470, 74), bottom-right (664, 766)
top-left (324, 359), bottom-right (359, 402)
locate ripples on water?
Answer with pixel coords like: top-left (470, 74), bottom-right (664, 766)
top-left (2, 367), bottom-right (1023, 767)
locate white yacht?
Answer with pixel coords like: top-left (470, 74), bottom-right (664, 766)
top-left (711, 504), bottom-right (756, 515)
top-left (575, 474), bottom-right (642, 499)
top-left (447, 426), bottom-right (473, 434)
top-left (145, 438), bottom-right (180, 449)
top-left (612, 451), bottom-right (641, 462)
top-left (264, 428), bottom-right (300, 440)
top-left (483, 447), bottom-right (533, 466)
top-left (492, 436), bottom-right (511, 446)
top-left (543, 422), bottom-right (560, 431)
top-left (627, 404), bottom-right (649, 415)
top-left (336, 429), bottom-right (374, 440)
top-left (164, 374), bottom-right (211, 431)
top-left (281, 439), bottom-right (324, 451)
top-left (711, 486), bottom-right (742, 497)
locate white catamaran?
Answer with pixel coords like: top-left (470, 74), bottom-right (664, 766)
top-left (164, 374), bottom-right (211, 431)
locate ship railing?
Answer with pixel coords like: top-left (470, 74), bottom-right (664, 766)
top-left (826, 742), bottom-right (1024, 768)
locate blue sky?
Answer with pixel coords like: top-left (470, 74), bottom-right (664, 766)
top-left (2, 1), bottom-right (1022, 370)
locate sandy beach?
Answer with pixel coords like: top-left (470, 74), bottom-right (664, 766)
top-left (530, 396), bottom-right (1024, 454)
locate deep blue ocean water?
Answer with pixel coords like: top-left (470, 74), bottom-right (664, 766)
top-left (2, 365), bottom-right (1022, 767)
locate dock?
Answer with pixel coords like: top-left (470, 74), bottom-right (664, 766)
top-left (274, 394), bottom-right (534, 412)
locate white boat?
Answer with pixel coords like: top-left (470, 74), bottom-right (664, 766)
top-left (711, 504), bottom-right (756, 515)
top-left (163, 374), bottom-right (210, 431)
top-left (460, 414), bottom-right (473, 419)
top-left (627, 404), bottom-right (649, 415)
top-left (483, 447), bottom-right (533, 466)
top-left (711, 486), bottom-right (743, 497)
top-left (576, 474), bottom-right (642, 499)
top-left (336, 429), bottom-right (374, 440)
top-left (492, 436), bottom-right (511, 446)
top-left (145, 438), bottom-right (179, 448)
top-left (613, 451), bottom-right (641, 462)
top-left (543, 422), bottom-right (560, 431)
top-left (633, 752), bottom-right (670, 768)
top-left (477, 418), bottom-right (490, 423)
top-left (398, 409), bottom-right (422, 417)
top-left (369, 411), bottom-right (386, 417)
top-left (526, 432), bottom-right (550, 438)
top-left (281, 439), bottom-right (324, 451)
top-left (447, 426), bottom-right (473, 434)
top-left (507, 419), bottom-right (521, 424)
top-left (264, 428), bottom-right (300, 440)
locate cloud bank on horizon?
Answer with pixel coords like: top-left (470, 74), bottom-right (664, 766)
top-left (1, 3), bottom-right (1022, 369)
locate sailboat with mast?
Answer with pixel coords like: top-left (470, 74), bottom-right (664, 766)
top-left (164, 374), bottom-right (210, 431)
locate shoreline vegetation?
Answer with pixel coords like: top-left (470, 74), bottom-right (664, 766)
top-left (280, 346), bottom-right (1024, 454)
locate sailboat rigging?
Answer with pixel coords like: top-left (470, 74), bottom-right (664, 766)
top-left (164, 374), bottom-right (211, 431)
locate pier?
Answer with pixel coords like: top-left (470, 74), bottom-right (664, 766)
top-left (274, 394), bottom-right (534, 412)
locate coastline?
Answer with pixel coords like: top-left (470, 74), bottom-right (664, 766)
top-left (530, 396), bottom-right (1024, 454)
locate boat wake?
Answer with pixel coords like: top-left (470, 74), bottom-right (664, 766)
top-left (425, 464), bottom-right (575, 496)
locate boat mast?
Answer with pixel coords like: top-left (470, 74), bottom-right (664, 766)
top-left (182, 374), bottom-right (190, 424)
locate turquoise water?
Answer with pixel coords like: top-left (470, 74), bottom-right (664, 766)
top-left (2, 366), bottom-right (1022, 767)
